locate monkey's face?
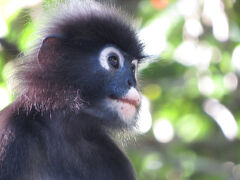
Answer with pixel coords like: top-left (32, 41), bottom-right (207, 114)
top-left (79, 45), bottom-right (141, 128)
top-left (33, 5), bottom-right (145, 128)
top-left (37, 34), bottom-right (143, 128)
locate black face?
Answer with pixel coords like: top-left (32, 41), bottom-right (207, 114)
top-left (36, 35), bottom-right (142, 128)
top-left (71, 45), bottom-right (141, 128)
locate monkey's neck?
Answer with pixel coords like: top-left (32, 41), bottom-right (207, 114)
top-left (15, 99), bottom-right (108, 142)
top-left (16, 106), bottom-right (111, 156)
top-left (19, 86), bottom-right (85, 113)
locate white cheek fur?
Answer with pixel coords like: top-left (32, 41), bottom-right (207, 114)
top-left (132, 60), bottom-right (138, 79)
top-left (107, 87), bottom-right (141, 124)
top-left (99, 53), bottom-right (110, 71)
top-left (99, 46), bottom-right (124, 71)
top-left (108, 99), bottom-right (137, 124)
top-left (124, 87), bottom-right (140, 103)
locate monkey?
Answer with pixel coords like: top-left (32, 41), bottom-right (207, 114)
top-left (0, 1), bottom-right (145, 180)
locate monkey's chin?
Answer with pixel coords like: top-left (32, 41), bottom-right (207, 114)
top-left (107, 98), bottom-right (139, 125)
top-left (81, 97), bottom-right (140, 128)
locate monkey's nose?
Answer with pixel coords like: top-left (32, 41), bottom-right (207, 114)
top-left (127, 78), bottom-right (136, 88)
top-left (127, 79), bottom-right (132, 87)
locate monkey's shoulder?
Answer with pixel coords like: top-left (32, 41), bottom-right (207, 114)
top-left (0, 105), bottom-right (136, 180)
top-left (80, 133), bottom-right (136, 180)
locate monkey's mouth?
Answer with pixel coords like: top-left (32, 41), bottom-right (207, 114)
top-left (109, 88), bottom-right (141, 109)
top-left (116, 98), bottom-right (139, 108)
top-left (107, 96), bottom-right (139, 122)
top-left (107, 89), bottom-right (140, 121)
top-left (109, 94), bottom-right (140, 108)
top-left (108, 96), bottom-right (140, 109)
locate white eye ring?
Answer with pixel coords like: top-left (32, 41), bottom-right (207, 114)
top-left (99, 46), bottom-right (124, 71)
top-left (132, 60), bottom-right (138, 79)
top-left (132, 60), bottom-right (138, 69)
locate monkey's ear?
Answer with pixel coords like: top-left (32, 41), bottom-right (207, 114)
top-left (38, 36), bottom-right (62, 67)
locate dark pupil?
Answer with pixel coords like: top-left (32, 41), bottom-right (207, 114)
top-left (108, 55), bottom-right (119, 69)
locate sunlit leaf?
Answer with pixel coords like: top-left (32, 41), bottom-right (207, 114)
top-left (0, 85), bottom-right (11, 110)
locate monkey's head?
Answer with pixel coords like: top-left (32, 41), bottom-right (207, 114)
top-left (19, 2), bottom-right (145, 129)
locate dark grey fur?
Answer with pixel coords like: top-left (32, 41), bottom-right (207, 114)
top-left (0, 1), bottom-right (144, 179)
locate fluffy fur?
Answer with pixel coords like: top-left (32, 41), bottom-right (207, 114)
top-left (0, 1), bottom-right (144, 179)
top-left (15, 0), bottom-right (144, 112)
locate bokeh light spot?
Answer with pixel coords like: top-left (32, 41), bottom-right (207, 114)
top-left (153, 119), bottom-right (174, 143)
top-left (223, 72), bottom-right (238, 91)
top-left (136, 96), bottom-right (152, 134)
top-left (151, 0), bottom-right (169, 10)
top-left (204, 99), bottom-right (238, 140)
top-left (143, 84), bottom-right (161, 100)
top-left (232, 45), bottom-right (240, 73)
top-left (198, 75), bottom-right (215, 96)
top-left (0, 86), bottom-right (11, 110)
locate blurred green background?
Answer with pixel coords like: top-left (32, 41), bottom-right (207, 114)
top-left (0, 0), bottom-right (240, 179)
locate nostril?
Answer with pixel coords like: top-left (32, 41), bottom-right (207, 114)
top-left (128, 79), bottom-right (132, 87)
top-left (110, 94), bottom-right (118, 99)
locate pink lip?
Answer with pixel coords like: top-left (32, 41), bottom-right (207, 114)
top-left (117, 98), bottom-right (140, 108)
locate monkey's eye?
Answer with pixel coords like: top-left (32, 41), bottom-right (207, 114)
top-left (108, 54), bottom-right (119, 69)
top-left (99, 46), bottom-right (123, 71)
